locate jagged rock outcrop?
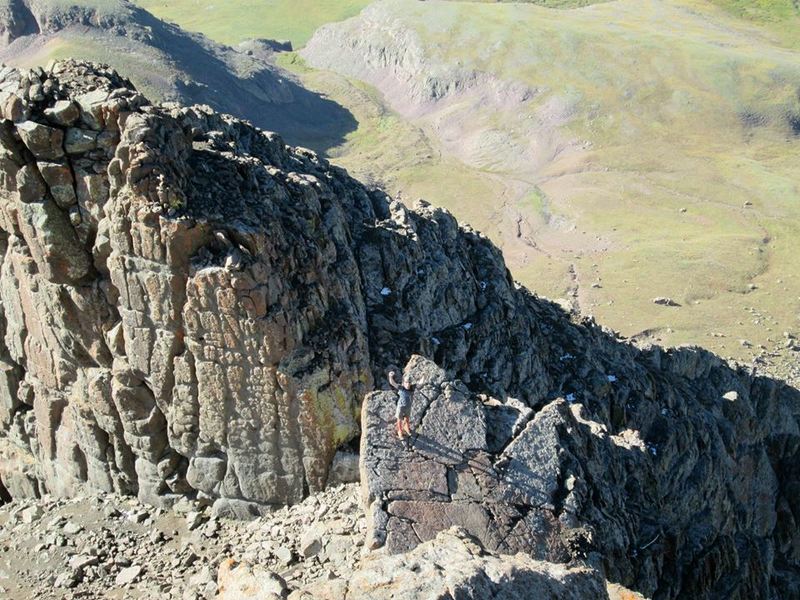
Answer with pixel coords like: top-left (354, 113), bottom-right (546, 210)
top-left (362, 354), bottom-right (800, 599)
top-left (0, 59), bottom-right (798, 599)
top-left (0, 60), bottom-right (379, 512)
top-left (0, 58), bottom-right (575, 511)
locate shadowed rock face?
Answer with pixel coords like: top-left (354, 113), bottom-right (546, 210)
top-left (361, 350), bottom-right (800, 600)
top-left (0, 60), bottom-right (797, 599)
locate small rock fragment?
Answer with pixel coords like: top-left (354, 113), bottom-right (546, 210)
top-left (115, 564), bottom-right (142, 586)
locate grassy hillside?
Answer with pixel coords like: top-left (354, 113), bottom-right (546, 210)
top-left (709, 0), bottom-right (800, 47)
top-left (712, 0), bottom-right (800, 21)
top-left (289, 0), bottom-right (800, 362)
top-left (134, 0), bottom-right (371, 47)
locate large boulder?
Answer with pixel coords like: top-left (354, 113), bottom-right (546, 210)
top-left (361, 355), bottom-right (800, 599)
top-left (292, 527), bottom-right (610, 600)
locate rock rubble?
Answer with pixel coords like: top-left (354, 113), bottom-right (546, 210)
top-left (0, 482), bottom-right (365, 599)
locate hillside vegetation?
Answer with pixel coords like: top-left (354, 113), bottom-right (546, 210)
top-left (135, 0), bottom-right (372, 47)
top-left (294, 0), bottom-right (800, 364)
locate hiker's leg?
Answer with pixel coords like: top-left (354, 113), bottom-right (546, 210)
top-left (403, 416), bottom-right (411, 434)
top-left (396, 419), bottom-right (404, 439)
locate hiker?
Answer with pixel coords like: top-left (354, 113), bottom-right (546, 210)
top-left (388, 370), bottom-right (414, 439)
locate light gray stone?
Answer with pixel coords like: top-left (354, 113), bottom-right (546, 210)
top-left (16, 120), bottom-right (65, 160)
top-left (115, 564), bottom-right (142, 586)
top-left (44, 101), bottom-right (80, 127)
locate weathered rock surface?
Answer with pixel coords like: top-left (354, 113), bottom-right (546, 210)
top-left (362, 354), bottom-right (800, 600)
top-left (292, 527), bottom-right (610, 600)
top-left (0, 60), bottom-right (375, 509)
top-left (0, 59), bottom-right (798, 600)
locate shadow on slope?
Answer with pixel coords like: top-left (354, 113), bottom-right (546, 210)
top-left (0, 0), bottom-right (357, 150)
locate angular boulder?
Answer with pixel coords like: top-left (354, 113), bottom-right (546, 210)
top-left (294, 528), bottom-right (610, 600)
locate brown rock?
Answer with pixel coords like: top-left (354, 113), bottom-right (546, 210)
top-left (295, 528), bottom-right (609, 600)
top-left (217, 559), bottom-right (287, 600)
top-left (15, 164), bottom-right (46, 203)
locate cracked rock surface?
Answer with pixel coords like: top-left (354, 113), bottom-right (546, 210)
top-left (291, 527), bottom-right (611, 600)
top-left (362, 354), bottom-right (800, 599)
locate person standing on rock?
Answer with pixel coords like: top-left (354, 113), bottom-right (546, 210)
top-left (389, 370), bottom-right (414, 440)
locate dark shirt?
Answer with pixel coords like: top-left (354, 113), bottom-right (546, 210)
top-left (397, 384), bottom-right (415, 406)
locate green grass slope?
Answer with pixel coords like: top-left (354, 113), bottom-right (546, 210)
top-left (290, 0), bottom-right (800, 364)
top-left (134, 0), bottom-right (372, 47)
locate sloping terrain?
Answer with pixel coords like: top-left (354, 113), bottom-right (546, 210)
top-left (135, 0), bottom-right (372, 48)
top-left (0, 485), bottom-right (630, 600)
top-left (292, 0), bottom-right (800, 367)
top-left (0, 0), bottom-right (356, 150)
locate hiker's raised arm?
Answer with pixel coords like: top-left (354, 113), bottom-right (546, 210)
top-left (388, 370), bottom-right (400, 389)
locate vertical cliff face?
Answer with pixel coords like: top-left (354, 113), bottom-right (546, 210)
top-left (0, 60), bottom-right (566, 513)
top-left (0, 60), bottom-right (378, 513)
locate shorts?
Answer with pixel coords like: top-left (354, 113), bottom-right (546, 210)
top-left (395, 399), bottom-right (411, 420)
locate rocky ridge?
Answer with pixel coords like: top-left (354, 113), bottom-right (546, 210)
top-left (363, 355), bottom-right (800, 599)
top-left (0, 58), bottom-right (605, 514)
top-left (0, 59), bottom-right (797, 600)
top-left (0, 0), bottom-right (355, 149)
